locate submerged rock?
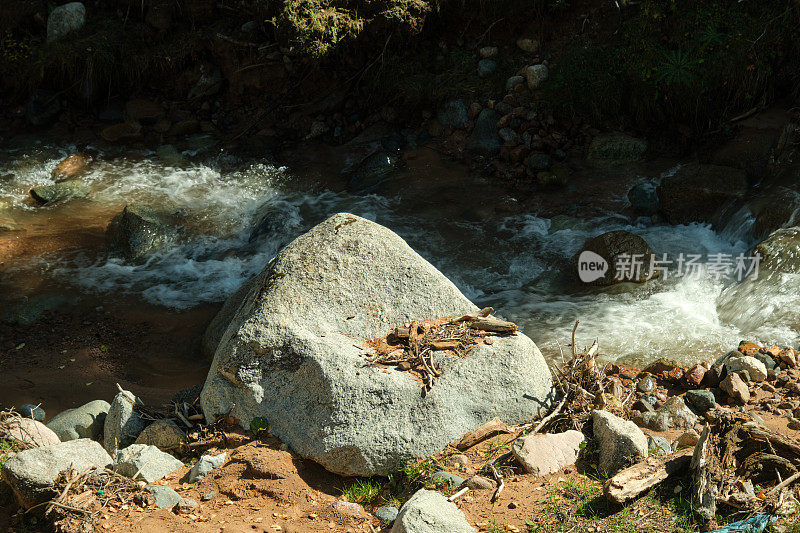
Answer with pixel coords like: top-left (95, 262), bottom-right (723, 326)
top-left (390, 489), bottom-right (475, 533)
top-left (346, 151), bottom-right (399, 193)
top-left (107, 204), bottom-right (177, 263)
top-left (51, 153), bottom-right (90, 182)
top-left (627, 181), bottom-right (659, 216)
top-left (30, 180), bottom-right (91, 204)
top-left (200, 213), bottom-right (554, 476)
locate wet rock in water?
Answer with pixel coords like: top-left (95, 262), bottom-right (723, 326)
top-left (146, 484), bottom-right (181, 509)
top-left (431, 471), bottom-right (465, 488)
top-left (1, 293), bottom-right (78, 326)
top-left (47, 2), bottom-right (85, 42)
top-left (134, 419), bottom-right (186, 451)
top-left (478, 59), bottom-right (497, 78)
top-left (516, 38), bottom-right (539, 53)
top-left (107, 204), bottom-right (177, 263)
top-left (577, 230), bottom-right (658, 286)
top-left (642, 359), bottom-right (680, 376)
top-left (587, 133), bottom-right (647, 164)
top-left (657, 164), bottom-right (747, 225)
top-left (188, 451), bottom-right (226, 483)
top-left (720, 373), bottom-right (750, 404)
top-left (346, 151), bottom-right (399, 193)
top-left (592, 410), bottom-right (648, 475)
top-left (114, 444), bottom-right (183, 483)
top-left (375, 505), bottom-right (399, 523)
top-left (636, 397), bottom-right (698, 431)
top-left (725, 356), bottom-right (767, 383)
top-left (752, 187), bottom-right (800, 240)
top-left (512, 430), bottom-right (585, 476)
top-left (101, 122), bottom-right (142, 143)
top-left (752, 227), bottom-right (800, 274)
top-left (18, 404), bottom-right (45, 422)
top-left (525, 64), bottom-right (549, 90)
top-left (26, 92), bottom-right (61, 126)
top-left (30, 180), bottom-right (91, 204)
top-left (51, 152), bottom-right (90, 182)
top-left (4, 418), bottom-right (60, 448)
top-left (104, 389), bottom-right (146, 454)
top-left (466, 109), bottom-right (501, 157)
top-left (125, 99), bottom-right (164, 123)
top-left (627, 181), bottom-right (659, 216)
top-left (390, 489), bottom-right (475, 533)
top-left (685, 390), bottom-right (716, 413)
top-left (648, 435), bottom-right (671, 456)
top-left (46, 399), bottom-right (109, 441)
top-left (200, 213), bottom-right (554, 476)
top-left (436, 100), bottom-right (469, 128)
top-left (1, 439), bottom-right (112, 508)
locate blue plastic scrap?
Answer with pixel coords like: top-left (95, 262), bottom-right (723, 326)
top-left (696, 513), bottom-right (776, 533)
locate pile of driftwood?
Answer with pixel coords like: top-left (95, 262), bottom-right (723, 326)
top-left (366, 307), bottom-right (518, 394)
top-left (35, 467), bottom-right (146, 533)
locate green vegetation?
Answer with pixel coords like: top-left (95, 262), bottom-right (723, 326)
top-left (545, 0), bottom-right (800, 136)
top-left (340, 477), bottom-right (385, 504)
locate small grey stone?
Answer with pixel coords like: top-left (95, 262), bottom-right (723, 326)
top-left (448, 454), bottom-right (469, 468)
top-left (478, 59), bottom-right (497, 78)
top-left (176, 497), bottom-right (199, 514)
top-left (528, 153), bottom-right (550, 171)
top-left (498, 128), bottom-right (518, 144)
top-left (525, 64), bottom-right (549, 90)
top-left (47, 400), bottom-right (110, 441)
top-left (375, 505), bottom-right (399, 523)
top-left (431, 471), bottom-right (465, 488)
top-left (437, 100), bottom-right (469, 129)
top-left (47, 2), bottom-right (85, 42)
top-left (201, 492), bottom-right (214, 501)
top-left (104, 390), bottom-right (145, 454)
top-left (188, 451), bottom-right (226, 483)
top-left (685, 390), bottom-right (716, 413)
top-left (145, 484), bottom-right (181, 509)
top-left (465, 475), bottom-right (494, 490)
top-left (18, 404), bottom-right (45, 422)
top-left (648, 435), bottom-right (671, 456)
top-left (506, 75), bottom-right (524, 91)
top-left (134, 420), bottom-right (186, 451)
top-left (390, 489), bottom-right (475, 533)
top-left (637, 377), bottom-right (655, 393)
top-left (113, 444), bottom-right (183, 483)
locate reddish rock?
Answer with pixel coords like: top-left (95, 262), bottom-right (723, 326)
top-left (684, 364), bottom-right (707, 388)
top-left (664, 367), bottom-right (685, 383)
top-left (766, 346), bottom-right (782, 358)
top-left (51, 152), bottom-right (90, 182)
top-left (739, 341), bottom-right (761, 357)
top-left (779, 348), bottom-right (798, 368)
top-left (721, 373), bottom-right (750, 404)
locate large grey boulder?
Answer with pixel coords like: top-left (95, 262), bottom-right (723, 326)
top-left (390, 489), bottom-right (475, 533)
top-left (113, 444), bottom-right (183, 483)
top-left (47, 400), bottom-right (110, 441)
top-left (104, 390), bottom-right (145, 454)
top-left (201, 275), bottom-right (259, 358)
top-left (752, 227), bottom-right (800, 274)
top-left (592, 410), bottom-right (648, 475)
top-left (200, 213), bottom-right (554, 476)
top-left (47, 2), bottom-right (85, 42)
top-left (1, 439), bottom-right (112, 508)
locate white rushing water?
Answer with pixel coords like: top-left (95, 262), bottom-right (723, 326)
top-left (2, 142), bottom-right (799, 364)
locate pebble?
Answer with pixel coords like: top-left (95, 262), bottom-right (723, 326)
top-left (637, 377), bottom-right (655, 393)
top-left (478, 59), bottom-right (497, 78)
top-left (479, 46), bottom-right (498, 58)
top-left (516, 38), bottom-right (539, 53)
top-left (176, 497), bottom-right (199, 514)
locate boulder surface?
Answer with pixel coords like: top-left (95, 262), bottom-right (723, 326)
top-left (201, 213), bottom-right (554, 475)
top-left (390, 489), bottom-right (475, 533)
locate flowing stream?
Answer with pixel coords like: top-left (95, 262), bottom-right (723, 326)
top-left (2, 136), bottom-right (799, 369)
